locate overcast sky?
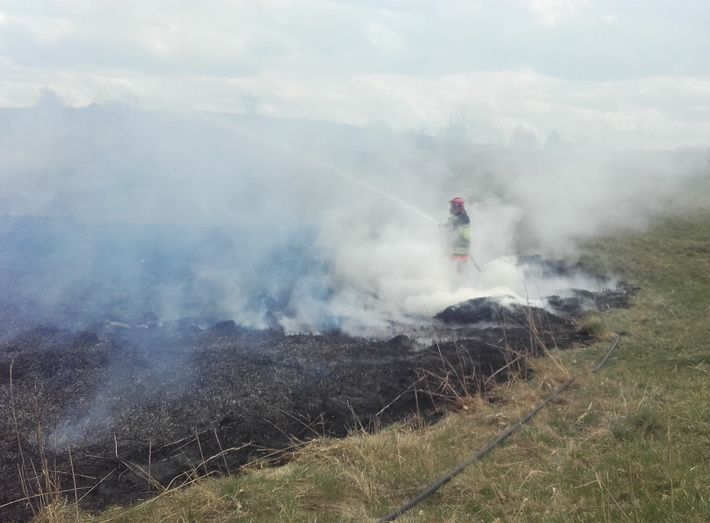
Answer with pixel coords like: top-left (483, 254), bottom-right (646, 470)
top-left (0, 0), bottom-right (709, 148)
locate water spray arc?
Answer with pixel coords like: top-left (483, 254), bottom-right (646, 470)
top-left (211, 117), bottom-right (438, 225)
top-left (210, 117), bottom-right (483, 272)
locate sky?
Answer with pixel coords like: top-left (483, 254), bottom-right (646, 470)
top-left (0, 0), bottom-right (709, 149)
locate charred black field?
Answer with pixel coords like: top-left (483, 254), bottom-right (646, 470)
top-left (0, 278), bottom-right (634, 522)
top-left (0, 213), bottom-right (639, 521)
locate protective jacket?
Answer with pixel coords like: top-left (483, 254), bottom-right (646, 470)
top-left (448, 212), bottom-right (471, 257)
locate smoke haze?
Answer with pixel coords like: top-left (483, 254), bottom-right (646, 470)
top-left (0, 101), bottom-right (708, 335)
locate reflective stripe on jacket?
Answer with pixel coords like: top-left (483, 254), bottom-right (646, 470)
top-left (448, 212), bottom-right (470, 256)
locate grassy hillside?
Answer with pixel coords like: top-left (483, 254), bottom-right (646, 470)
top-left (41, 214), bottom-right (710, 522)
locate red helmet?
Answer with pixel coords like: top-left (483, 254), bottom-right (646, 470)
top-left (449, 197), bottom-right (465, 207)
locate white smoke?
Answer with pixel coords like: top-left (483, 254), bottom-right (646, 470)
top-left (0, 102), bottom-right (708, 336)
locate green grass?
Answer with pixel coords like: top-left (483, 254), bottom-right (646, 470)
top-left (42, 214), bottom-right (710, 522)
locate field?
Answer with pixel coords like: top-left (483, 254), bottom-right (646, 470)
top-left (17, 213), bottom-right (710, 522)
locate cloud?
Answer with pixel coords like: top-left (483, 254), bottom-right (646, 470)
top-left (0, 1), bottom-right (708, 148)
top-left (528, 0), bottom-right (590, 27)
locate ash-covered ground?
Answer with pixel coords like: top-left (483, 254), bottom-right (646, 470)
top-left (0, 285), bottom-right (635, 522)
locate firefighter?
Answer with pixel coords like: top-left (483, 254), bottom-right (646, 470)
top-left (446, 196), bottom-right (470, 268)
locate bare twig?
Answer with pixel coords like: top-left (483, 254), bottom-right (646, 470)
top-left (194, 429), bottom-right (208, 476)
top-left (376, 375), bottom-right (427, 417)
top-left (157, 432), bottom-right (200, 452)
top-left (16, 464), bottom-right (34, 517)
top-left (120, 459), bottom-right (165, 492)
top-left (77, 467), bottom-right (117, 502)
top-left (213, 429), bottom-right (231, 475)
top-left (274, 407), bottom-right (324, 438)
top-left (195, 443), bottom-right (251, 472)
top-left (346, 400), bottom-right (366, 434)
top-left (0, 486), bottom-right (93, 511)
top-left (67, 445), bottom-right (79, 521)
top-left (10, 360), bottom-right (37, 516)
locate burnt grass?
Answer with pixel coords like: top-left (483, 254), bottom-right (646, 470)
top-left (0, 287), bottom-right (634, 521)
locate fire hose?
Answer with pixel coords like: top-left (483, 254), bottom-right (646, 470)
top-left (469, 255), bottom-right (482, 272)
top-left (378, 334), bottom-right (622, 522)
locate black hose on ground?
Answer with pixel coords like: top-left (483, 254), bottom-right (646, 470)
top-left (592, 335), bottom-right (621, 373)
top-left (377, 334), bottom-right (621, 522)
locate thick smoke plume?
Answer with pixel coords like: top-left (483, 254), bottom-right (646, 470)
top-left (0, 101), bottom-right (708, 336)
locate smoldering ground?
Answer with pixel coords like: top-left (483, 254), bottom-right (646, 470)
top-left (0, 102), bottom-right (707, 520)
top-left (1, 282), bottom-right (633, 521)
